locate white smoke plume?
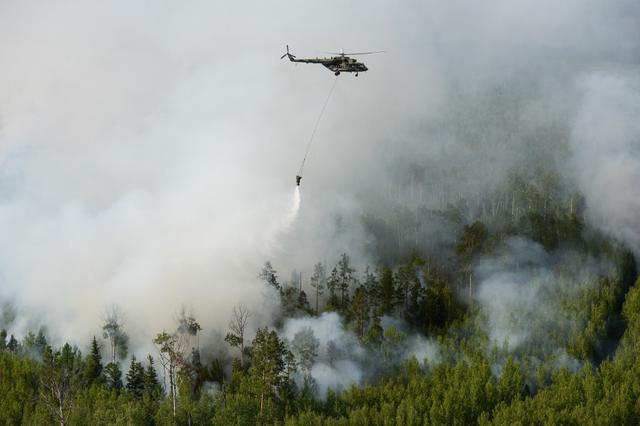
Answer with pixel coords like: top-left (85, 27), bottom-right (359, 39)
top-left (0, 0), bottom-right (638, 356)
top-left (280, 313), bottom-right (366, 397)
top-left (569, 73), bottom-right (640, 255)
top-left (474, 237), bottom-right (614, 354)
top-left (280, 312), bottom-right (440, 397)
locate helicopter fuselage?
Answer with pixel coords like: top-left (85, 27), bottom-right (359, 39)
top-left (289, 55), bottom-right (368, 76)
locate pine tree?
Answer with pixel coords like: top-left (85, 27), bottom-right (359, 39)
top-left (104, 362), bottom-right (123, 390)
top-left (35, 328), bottom-right (48, 355)
top-left (125, 355), bottom-right (145, 397)
top-left (7, 334), bottom-right (18, 352)
top-left (297, 289), bottom-right (311, 312)
top-left (143, 355), bottom-right (161, 396)
top-left (259, 261), bottom-right (281, 292)
top-left (0, 329), bottom-right (6, 351)
top-left (326, 267), bottom-right (341, 311)
top-left (309, 262), bottom-right (326, 315)
top-left (84, 336), bottom-right (103, 385)
top-left (364, 315), bottom-right (383, 345)
top-left (337, 253), bottom-right (355, 307)
top-left (351, 286), bottom-right (369, 338)
top-left (378, 267), bottom-right (395, 315)
top-left (363, 266), bottom-right (379, 309)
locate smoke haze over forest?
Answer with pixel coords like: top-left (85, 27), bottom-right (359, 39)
top-left (1, 0), bottom-right (639, 355)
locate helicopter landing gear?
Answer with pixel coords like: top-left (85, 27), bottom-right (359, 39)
top-left (334, 71), bottom-right (340, 76)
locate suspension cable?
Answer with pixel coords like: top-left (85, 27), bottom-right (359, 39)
top-left (298, 76), bottom-right (339, 176)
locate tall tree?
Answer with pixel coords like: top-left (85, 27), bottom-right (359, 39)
top-left (102, 307), bottom-right (129, 364)
top-left (297, 289), bottom-right (311, 313)
top-left (351, 286), bottom-right (369, 338)
top-left (176, 307), bottom-right (202, 350)
top-left (143, 355), bottom-right (161, 396)
top-left (225, 304), bottom-right (250, 368)
top-left (250, 328), bottom-right (296, 420)
top-left (35, 328), bottom-right (48, 355)
top-left (40, 343), bottom-right (82, 426)
top-left (0, 328), bottom-right (6, 351)
top-left (153, 330), bottom-right (186, 419)
top-left (104, 362), bottom-right (123, 391)
top-left (337, 253), bottom-right (356, 306)
top-left (290, 327), bottom-right (319, 374)
top-left (326, 267), bottom-right (340, 311)
top-left (7, 334), bottom-right (18, 352)
top-left (259, 261), bottom-right (281, 292)
top-left (125, 356), bottom-right (145, 397)
top-left (455, 221), bottom-right (487, 299)
top-left (83, 336), bottom-right (103, 385)
top-left (309, 262), bottom-right (326, 315)
top-left (395, 256), bottom-right (424, 315)
top-left (378, 267), bottom-right (395, 315)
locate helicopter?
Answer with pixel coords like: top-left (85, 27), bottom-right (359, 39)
top-left (280, 45), bottom-right (383, 76)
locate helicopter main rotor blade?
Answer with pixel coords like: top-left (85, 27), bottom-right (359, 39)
top-left (322, 50), bottom-right (385, 56)
top-left (343, 51), bottom-right (385, 55)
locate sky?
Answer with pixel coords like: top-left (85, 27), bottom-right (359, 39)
top-left (0, 0), bottom-right (639, 348)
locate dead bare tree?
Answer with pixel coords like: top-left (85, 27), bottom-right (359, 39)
top-left (225, 304), bottom-right (251, 367)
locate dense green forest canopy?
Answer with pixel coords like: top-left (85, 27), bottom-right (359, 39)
top-left (1, 171), bottom-right (638, 425)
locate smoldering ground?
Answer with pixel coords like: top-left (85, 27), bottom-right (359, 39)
top-left (280, 312), bottom-right (440, 398)
top-left (474, 238), bottom-right (615, 355)
top-left (0, 0), bottom-right (639, 372)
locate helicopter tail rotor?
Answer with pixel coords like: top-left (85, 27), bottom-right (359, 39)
top-left (280, 45), bottom-right (296, 60)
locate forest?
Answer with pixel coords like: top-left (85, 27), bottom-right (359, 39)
top-left (1, 171), bottom-right (638, 426)
top-left (2, 0), bottom-right (639, 424)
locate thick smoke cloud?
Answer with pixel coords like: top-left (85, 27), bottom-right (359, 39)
top-left (570, 74), bottom-right (640, 255)
top-left (281, 313), bottom-right (439, 397)
top-left (0, 0), bottom-right (639, 352)
top-left (474, 238), bottom-right (613, 358)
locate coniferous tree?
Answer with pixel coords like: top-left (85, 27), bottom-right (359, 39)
top-left (363, 266), bottom-right (380, 310)
top-left (7, 334), bottom-right (18, 352)
top-left (35, 328), bottom-right (48, 355)
top-left (395, 257), bottom-right (423, 316)
top-left (337, 253), bottom-right (355, 307)
top-left (143, 355), bottom-right (161, 396)
top-left (455, 221), bottom-right (487, 299)
top-left (378, 267), bottom-right (395, 315)
top-left (351, 285), bottom-right (369, 338)
top-left (259, 261), bottom-right (281, 292)
top-left (125, 355), bottom-right (145, 397)
top-left (309, 262), bottom-right (326, 315)
top-left (104, 362), bottom-right (123, 390)
top-left (0, 329), bottom-right (7, 351)
top-left (326, 267), bottom-right (340, 311)
top-left (297, 289), bottom-right (311, 313)
top-left (364, 315), bottom-right (383, 345)
top-left (84, 336), bottom-right (103, 385)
